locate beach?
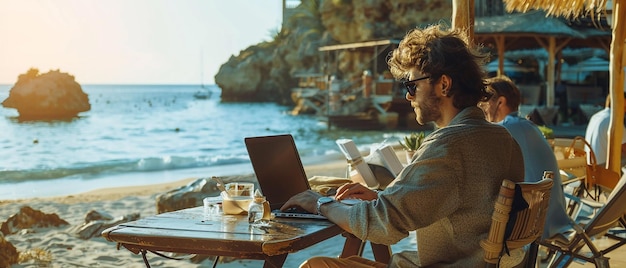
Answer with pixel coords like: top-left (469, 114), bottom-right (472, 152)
top-left (0, 84), bottom-right (422, 267)
top-left (0, 84), bottom-right (590, 267)
top-left (0, 153), bottom-right (419, 268)
top-left (0, 84), bottom-right (419, 201)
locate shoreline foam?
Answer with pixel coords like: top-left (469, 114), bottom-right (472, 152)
top-left (0, 152), bottom-right (350, 201)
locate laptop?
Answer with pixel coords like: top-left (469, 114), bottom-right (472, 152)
top-left (244, 134), bottom-right (327, 219)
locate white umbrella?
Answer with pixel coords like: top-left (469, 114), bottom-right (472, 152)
top-left (569, 56), bottom-right (610, 72)
top-left (561, 61), bottom-right (590, 83)
top-left (565, 56), bottom-right (610, 85)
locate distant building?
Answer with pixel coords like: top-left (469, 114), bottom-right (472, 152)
top-left (282, 0), bottom-right (300, 29)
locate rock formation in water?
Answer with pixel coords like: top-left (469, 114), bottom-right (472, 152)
top-left (215, 0), bottom-right (451, 103)
top-left (1, 68), bottom-right (91, 120)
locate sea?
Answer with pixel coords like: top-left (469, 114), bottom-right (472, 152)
top-left (0, 84), bottom-right (416, 200)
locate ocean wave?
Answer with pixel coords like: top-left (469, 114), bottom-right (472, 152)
top-left (0, 84), bottom-right (417, 195)
top-left (0, 155), bottom-right (251, 184)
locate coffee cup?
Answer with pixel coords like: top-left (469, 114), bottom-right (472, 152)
top-left (224, 182), bottom-right (254, 197)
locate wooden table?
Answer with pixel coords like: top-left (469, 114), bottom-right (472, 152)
top-left (102, 206), bottom-right (348, 268)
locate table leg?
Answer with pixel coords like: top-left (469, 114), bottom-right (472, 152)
top-left (212, 256), bottom-right (220, 268)
top-left (370, 243), bottom-right (391, 263)
top-left (341, 233), bottom-right (391, 263)
top-left (263, 254), bottom-right (288, 268)
top-left (340, 234), bottom-right (365, 258)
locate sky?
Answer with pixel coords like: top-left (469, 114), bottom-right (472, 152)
top-left (0, 0), bottom-right (284, 85)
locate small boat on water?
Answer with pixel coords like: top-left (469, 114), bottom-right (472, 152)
top-left (195, 54), bottom-right (211, 100)
top-left (193, 89), bottom-right (211, 100)
top-left (193, 83), bottom-right (212, 100)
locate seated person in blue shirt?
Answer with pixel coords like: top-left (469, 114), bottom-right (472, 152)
top-left (479, 75), bottom-right (571, 239)
top-left (585, 93), bottom-right (626, 168)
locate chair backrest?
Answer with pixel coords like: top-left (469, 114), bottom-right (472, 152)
top-left (556, 136), bottom-right (621, 192)
top-left (584, 173), bottom-right (626, 238)
top-left (481, 178), bottom-right (553, 266)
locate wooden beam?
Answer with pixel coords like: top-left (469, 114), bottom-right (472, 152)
top-left (532, 36), bottom-right (572, 109)
top-left (547, 37), bottom-right (556, 107)
top-left (452, 0), bottom-right (475, 42)
top-left (496, 36), bottom-right (505, 76)
top-left (503, 36), bottom-right (521, 50)
top-left (534, 36), bottom-right (548, 49)
top-left (597, 37), bottom-right (611, 54)
top-left (555, 37), bottom-right (571, 51)
top-left (607, 0), bottom-right (625, 174)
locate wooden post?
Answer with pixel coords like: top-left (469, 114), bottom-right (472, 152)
top-left (534, 36), bottom-right (569, 111)
top-left (546, 37), bottom-right (556, 108)
top-left (607, 0), bottom-right (625, 174)
top-left (452, 0), bottom-right (475, 42)
top-left (496, 36), bottom-right (505, 76)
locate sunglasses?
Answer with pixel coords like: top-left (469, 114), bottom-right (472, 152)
top-left (402, 76), bottom-right (430, 96)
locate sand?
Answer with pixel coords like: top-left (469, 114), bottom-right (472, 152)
top-left (0, 152), bottom-right (417, 268)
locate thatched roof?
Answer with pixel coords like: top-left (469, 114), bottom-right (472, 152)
top-left (503, 0), bottom-right (609, 19)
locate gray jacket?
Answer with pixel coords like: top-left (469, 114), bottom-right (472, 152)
top-left (348, 107), bottom-right (525, 267)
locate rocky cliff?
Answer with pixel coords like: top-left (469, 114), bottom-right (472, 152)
top-left (215, 0), bottom-right (451, 103)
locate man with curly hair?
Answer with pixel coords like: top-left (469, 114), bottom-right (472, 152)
top-left (282, 24), bottom-right (524, 267)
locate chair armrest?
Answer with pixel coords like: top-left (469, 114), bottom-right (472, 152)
top-left (560, 170), bottom-right (585, 186)
top-left (564, 192), bottom-right (604, 209)
top-left (579, 198), bottom-right (605, 209)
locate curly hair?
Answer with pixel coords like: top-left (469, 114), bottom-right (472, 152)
top-left (387, 24), bottom-right (490, 109)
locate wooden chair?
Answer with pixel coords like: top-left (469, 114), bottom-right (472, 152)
top-left (340, 233), bottom-right (391, 263)
top-left (550, 136), bottom-right (620, 218)
top-left (540, 173), bottom-right (626, 268)
top-left (553, 136), bottom-right (621, 221)
top-left (481, 178), bottom-right (553, 268)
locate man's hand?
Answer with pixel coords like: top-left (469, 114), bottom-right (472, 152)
top-left (335, 182), bottom-right (378, 201)
top-left (280, 190), bottom-right (323, 213)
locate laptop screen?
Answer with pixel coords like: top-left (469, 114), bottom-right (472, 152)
top-left (244, 134), bottom-right (311, 210)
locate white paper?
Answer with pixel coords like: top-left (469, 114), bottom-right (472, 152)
top-left (335, 139), bottom-right (379, 188)
top-left (335, 139), bottom-right (362, 160)
top-left (377, 145), bottom-right (404, 176)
